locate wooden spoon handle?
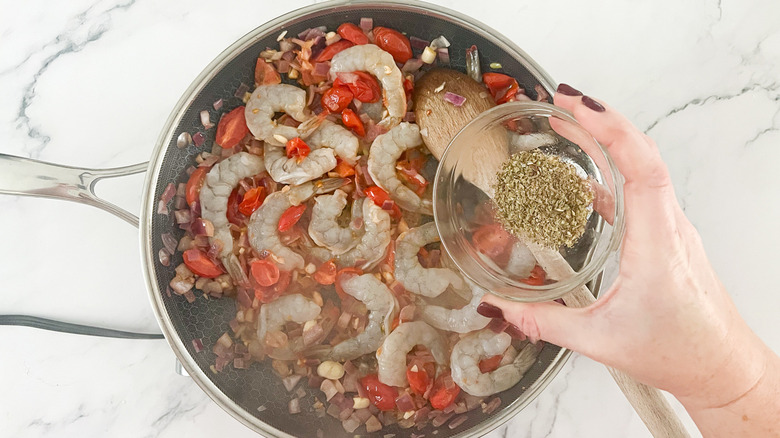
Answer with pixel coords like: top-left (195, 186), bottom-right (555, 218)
top-left (532, 246), bottom-right (690, 437)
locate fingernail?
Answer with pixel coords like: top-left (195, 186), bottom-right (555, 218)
top-left (505, 324), bottom-right (527, 340)
top-left (556, 83), bottom-right (582, 96)
top-left (582, 95), bottom-right (605, 112)
top-left (476, 302), bottom-right (504, 319)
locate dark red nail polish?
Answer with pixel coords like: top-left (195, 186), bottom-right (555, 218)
top-left (477, 302), bottom-right (504, 319)
top-left (505, 323), bottom-right (526, 339)
top-left (556, 83), bottom-right (582, 96)
top-left (582, 95), bottom-right (605, 112)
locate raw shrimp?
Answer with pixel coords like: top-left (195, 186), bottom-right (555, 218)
top-left (418, 282), bottom-right (490, 333)
top-left (394, 222), bottom-right (463, 297)
top-left (248, 179), bottom-right (344, 271)
top-left (329, 273), bottom-right (395, 361)
top-left (263, 142), bottom-right (337, 185)
top-left (199, 152), bottom-right (264, 268)
top-left (367, 122), bottom-right (431, 213)
top-left (335, 198), bottom-right (391, 270)
top-left (306, 119), bottom-right (359, 165)
top-left (376, 321), bottom-right (449, 387)
top-left (505, 241), bottom-right (535, 278)
top-left (450, 329), bottom-right (539, 396)
top-left (308, 190), bottom-right (363, 255)
top-left (257, 294), bottom-right (321, 359)
top-left (329, 44), bottom-right (406, 130)
top-left (245, 84), bottom-right (311, 146)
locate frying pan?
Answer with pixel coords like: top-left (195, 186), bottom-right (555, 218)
top-left (0, 1), bottom-right (604, 436)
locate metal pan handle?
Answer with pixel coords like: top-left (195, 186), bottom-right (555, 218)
top-left (0, 153), bottom-right (148, 228)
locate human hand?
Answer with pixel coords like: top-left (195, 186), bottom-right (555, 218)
top-left (477, 85), bottom-right (773, 414)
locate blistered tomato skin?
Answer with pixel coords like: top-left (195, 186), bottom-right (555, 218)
top-left (372, 26), bottom-right (413, 63)
top-left (360, 374), bottom-right (398, 411)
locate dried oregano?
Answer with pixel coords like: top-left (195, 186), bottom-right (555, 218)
top-left (492, 150), bottom-right (594, 248)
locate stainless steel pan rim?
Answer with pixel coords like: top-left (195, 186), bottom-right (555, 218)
top-left (140, 1), bottom-right (574, 436)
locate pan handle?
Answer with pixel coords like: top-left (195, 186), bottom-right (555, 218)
top-left (0, 153), bottom-right (148, 228)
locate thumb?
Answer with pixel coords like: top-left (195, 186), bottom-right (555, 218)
top-left (480, 294), bottom-right (599, 354)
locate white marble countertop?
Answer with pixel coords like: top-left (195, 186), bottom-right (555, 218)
top-left (2, 0), bottom-right (778, 437)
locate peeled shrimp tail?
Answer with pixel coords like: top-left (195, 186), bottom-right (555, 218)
top-left (418, 282), bottom-right (490, 333)
top-left (329, 274), bottom-right (395, 361)
top-left (376, 321), bottom-right (448, 387)
top-left (394, 222), bottom-right (462, 297)
top-left (367, 122), bottom-right (431, 214)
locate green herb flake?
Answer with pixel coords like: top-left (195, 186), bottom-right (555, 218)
top-left (492, 150), bottom-right (594, 248)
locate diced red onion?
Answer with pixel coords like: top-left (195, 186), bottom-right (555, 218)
top-left (454, 402), bottom-right (468, 414)
top-left (448, 414), bottom-right (468, 429)
top-left (161, 233), bottom-right (177, 254)
top-left (309, 374), bottom-right (325, 388)
top-left (430, 35), bottom-right (451, 49)
top-left (278, 42), bottom-right (293, 54)
top-left (234, 83), bottom-right (250, 98)
top-left (161, 183), bottom-right (176, 204)
top-left (278, 60), bottom-right (291, 74)
top-left (365, 415), bottom-right (383, 432)
top-left (192, 131), bottom-right (205, 147)
top-left (215, 356), bottom-right (229, 372)
top-left (200, 110), bottom-right (214, 129)
top-left (213, 99), bottom-right (223, 110)
top-left (326, 403), bottom-right (342, 419)
top-left (289, 398), bottom-right (301, 414)
top-left (463, 394), bottom-right (484, 411)
top-left (313, 62), bottom-right (330, 77)
top-left (228, 318), bottom-right (240, 333)
top-left (359, 17), bottom-right (373, 31)
top-left (282, 374), bottom-right (302, 392)
top-left (234, 357), bottom-right (250, 370)
top-left (175, 209), bottom-right (192, 224)
top-left (432, 411), bottom-right (454, 427)
top-left (237, 287), bottom-right (253, 309)
top-left (191, 338), bottom-right (204, 353)
top-left (342, 414), bottom-right (360, 433)
top-left (174, 196), bottom-right (187, 210)
top-left (437, 47), bottom-right (450, 64)
top-left (444, 401), bottom-right (457, 413)
top-left (158, 248), bottom-right (171, 266)
top-left (482, 397), bottom-right (501, 414)
top-left (321, 378), bottom-right (339, 401)
top-left (402, 111), bottom-right (416, 123)
top-left (191, 218), bottom-right (215, 237)
top-left (534, 84), bottom-right (551, 102)
top-left (157, 200), bottom-right (169, 215)
top-left (443, 91), bottom-right (466, 107)
top-left (409, 36), bottom-right (430, 50)
top-left (381, 199), bottom-right (396, 211)
top-left (199, 154), bottom-right (219, 168)
top-left (302, 322), bottom-right (324, 346)
top-left (395, 393), bottom-right (416, 412)
top-left (414, 406), bottom-right (431, 423)
top-left (282, 50), bottom-right (295, 61)
top-left (337, 311), bottom-right (352, 329)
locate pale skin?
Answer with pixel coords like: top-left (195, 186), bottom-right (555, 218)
top-left (479, 86), bottom-right (780, 437)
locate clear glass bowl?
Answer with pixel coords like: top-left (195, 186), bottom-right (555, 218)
top-left (433, 101), bottom-right (625, 302)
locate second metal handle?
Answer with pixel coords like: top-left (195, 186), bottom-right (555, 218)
top-left (0, 153), bottom-right (148, 228)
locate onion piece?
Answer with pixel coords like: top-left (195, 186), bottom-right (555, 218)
top-left (448, 414), bottom-right (468, 429)
top-left (212, 99), bottom-right (223, 110)
top-left (402, 112), bottom-right (416, 122)
top-left (157, 200), bottom-right (169, 215)
top-left (402, 58), bottom-right (424, 73)
top-left (443, 91), bottom-right (466, 107)
top-left (192, 338), bottom-right (204, 352)
top-left (234, 82), bottom-right (250, 98)
top-left (321, 379), bottom-right (339, 401)
top-left (381, 199), bottom-right (396, 211)
top-left (409, 36), bottom-right (430, 50)
top-left (313, 62), bottom-right (330, 77)
top-left (175, 209), bottom-right (192, 224)
top-left (395, 392), bottom-right (416, 412)
top-left (200, 110), bottom-right (214, 129)
top-left (161, 183), bottom-right (176, 204)
top-left (359, 17), bottom-right (373, 31)
top-left (282, 374), bottom-right (303, 392)
top-left (342, 415), bottom-right (360, 433)
top-left (289, 398), bottom-right (301, 414)
top-left (482, 396), bottom-right (501, 414)
top-left (430, 35), bottom-right (451, 49)
top-left (158, 248), bottom-right (171, 266)
top-left (192, 132), bottom-right (205, 147)
top-left (437, 47), bottom-right (450, 64)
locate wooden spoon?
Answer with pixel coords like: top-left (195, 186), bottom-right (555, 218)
top-left (415, 68), bottom-right (689, 438)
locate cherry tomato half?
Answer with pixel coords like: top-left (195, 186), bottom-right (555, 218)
top-left (360, 374), bottom-right (398, 411)
top-left (429, 372), bottom-right (460, 410)
top-left (278, 204), bottom-right (306, 232)
top-left (406, 364), bottom-right (429, 395)
top-left (333, 158), bottom-right (356, 177)
top-left (285, 137), bottom-right (311, 161)
top-left (519, 265), bottom-right (547, 286)
top-left (185, 167), bottom-right (210, 206)
top-left (254, 269), bottom-right (291, 303)
top-left (250, 259), bottom-right (280, 287)
top-left (337, 22), bottom-right (369, 45)
top-left (341, 108), bottom-right (365, 136)
top-left (314, 39), bottom-right (354, 62)
top-left (238, 187), bottom-right (266, 217)
top-left (372, 26), bottom-right (412, 63)
top-left (482, 72), bottom-right (520, 105)
top-left (216, 106), bottom-right (249, 149)
top-left (335, 71), bottom-right (381, 103)
top-left (364, 186), bottom-right (401, 220)
top-left (321, 85), bottom-right (354, 113)
top-left (478, 355), bottom-right (503, 373)
top-left (313, 260), bottom-right (337, 285)
top-left (472, 223), bottom-right (513, 266)
top-left (255, 57), bottom-right (281, 86)
top-left (182, 248), bottom-right (223, 278)
top-left (226, 187), bottom-right (244, 225)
